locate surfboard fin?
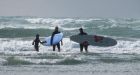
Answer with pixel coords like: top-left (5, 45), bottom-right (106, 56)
top-left (94, 35), bottom-right (104, 42)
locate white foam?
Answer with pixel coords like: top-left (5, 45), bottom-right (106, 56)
top-left (25, 18), bottom-right (75, 25)
top-left (89, 40), bottom-right (140, 54)
top-left (2, 38), bottom-right (140, 65)
top-left (60, 27), bottom-right (80, 31)
top-left (1, 37), bottom-right (140, 55)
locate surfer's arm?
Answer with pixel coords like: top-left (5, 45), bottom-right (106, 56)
top-left (39, 40), bottom-right (43, 44)
top-left (40, 39), bottom-right (47, 45)
top-left (61, 39), bottom-right (63, 45)
top-left (85, 32), bottom-right (88, 35)
top-left (32, 40), bottom-right (35, 45)
top-left (50, 33), bottom-right (55, 45)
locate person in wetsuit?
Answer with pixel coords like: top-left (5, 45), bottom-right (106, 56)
top-left (51, 26), bottom-right (63, 52)
top-left (78, 28), bottom-right (89, 52)
top-left (32, 34), bottom-right (42, 52)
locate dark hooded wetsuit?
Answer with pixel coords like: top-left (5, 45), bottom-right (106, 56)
top-left (51, 31), bottom-right (61, 52)
top-left (79, 32), bottom-right (88, 52)
top-left (33, 38), bottom-right (41, 52)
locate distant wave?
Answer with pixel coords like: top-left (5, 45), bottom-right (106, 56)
top-left (2, 52), bottom-right (140, 66)
top-left (0, 17), bottom-right (140, 31)
top-left (25, 18), bottom-right (98, 24)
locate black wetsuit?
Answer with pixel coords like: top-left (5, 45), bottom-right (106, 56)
top-left (79, 32), bottom-right (88, 52)
top-left (33, 38), bottom-right (41, 52)
top-left (51, 31), bottom-right (61, 51)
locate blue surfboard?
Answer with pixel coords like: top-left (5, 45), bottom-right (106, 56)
top-left (42, 33), bottom-right (63, 46)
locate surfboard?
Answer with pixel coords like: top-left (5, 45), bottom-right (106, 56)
top-left (42, 33), bottom-right (63, 46)
top-left (70, 35), bottom-right (117, 47)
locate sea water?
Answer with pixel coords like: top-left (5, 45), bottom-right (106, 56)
top-left (0, 16), bottom-right (140, 75)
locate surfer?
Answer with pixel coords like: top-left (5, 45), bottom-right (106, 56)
top-left (78, 28), bottom-right (89, 52)
top-left (51, 26), bottom-right (63, 52)
top-left (32, 34), bottom-right (42, 52)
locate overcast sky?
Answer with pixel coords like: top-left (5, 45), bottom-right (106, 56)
top-left (0, 0), bottom-right (140, 18)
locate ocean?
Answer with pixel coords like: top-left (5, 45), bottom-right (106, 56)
top-left (0, 16), bottom-right (140, 75)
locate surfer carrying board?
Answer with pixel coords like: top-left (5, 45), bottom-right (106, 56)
top-left (78, 28), bottom-right (89, 52)
top-left (32, 34), bottom-right (42, 52)
top-left (51, 26), bottom-right (63, 52)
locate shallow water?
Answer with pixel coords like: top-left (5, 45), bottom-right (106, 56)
top-left (0, 16), bottom-right (140, 75)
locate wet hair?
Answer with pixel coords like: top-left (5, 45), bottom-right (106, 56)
top-left (55, 26), bottom-right (58, 29)
top-left (54, 26), bottom-right (59, 31)
top-left (79, 28), bottom-right (83, 31)
top-left (36, 34), bottom-right (39, 38)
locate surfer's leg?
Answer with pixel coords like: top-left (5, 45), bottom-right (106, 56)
top-left (57, 43), bottom-right (60, 52)
top-left (53, 45), bottom-right (56, 51)
top-left (35, 45), bottom-right (39, 52)
top-left (80, 44), bottom-right (83, 52)
top-left (84, 45), bottom-right (88, 52)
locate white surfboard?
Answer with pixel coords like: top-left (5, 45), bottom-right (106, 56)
top-left (42, 33), bottom-right (63, 46)
top-left (70, 35), bottom-right (117, 47)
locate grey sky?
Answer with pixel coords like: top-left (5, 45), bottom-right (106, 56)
top-left (0, 0), bottom-right (140, 18)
